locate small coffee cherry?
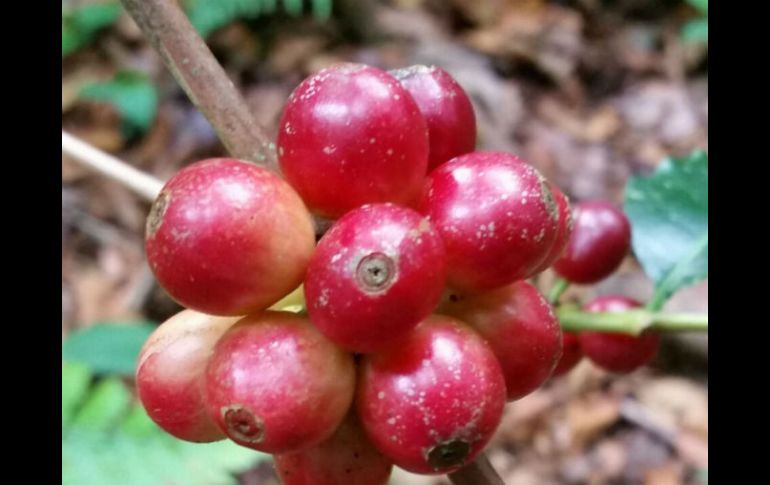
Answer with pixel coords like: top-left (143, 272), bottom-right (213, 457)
top-left (553, 200), bottom-right (631, 284)
top-left (550, 332), bottom-right (582, 377)
top-left (579, 296), bottom-right (660, 373)
top-left (357, 315), bottom-right (506, 475)
top-left (440, 281), bottom-right (562, 400)
top-left (419, 151), bottom-right (560, 291)
top-left (274, 412), bottom-right (393, 485)
top-left (277, 63), bottom-right (429, 218)
top-left (390, 65), bottom-right (476, 171)
top-left (145, 158), bottom-right (316, 316)
top-left (136, 310), bottom-right (238, 442)
top-left (205, 312), bottom-right (355, 453)
top-left (305, 203), bottom-right (446, 353)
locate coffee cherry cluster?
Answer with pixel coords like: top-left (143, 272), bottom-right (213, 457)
top-left (138, 62), bottom-right (657, 483)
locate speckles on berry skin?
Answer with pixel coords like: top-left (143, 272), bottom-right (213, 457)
top-left (144, 158), bottom-right (316, 316)
top-left (277, 63), bottom-right (429, 218)
top-left (305, 204), bottom-right (447, 354)
top-left (204, 312), bottom-right (356, 453)
top-left (419, 151), bottom-right (560, 291)
top-left (438, 281), bottom-right (563, 401)
top-left (357, 316), bottom-right (505, 474)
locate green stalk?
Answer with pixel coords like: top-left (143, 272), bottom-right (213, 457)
top-left (547, 278), bottom-right (570, 304)
top-left (556, 307), bottom-right (708, 335)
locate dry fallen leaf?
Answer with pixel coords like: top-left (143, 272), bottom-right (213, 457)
top-left (566, 392), bottom-right (622, 451)
top-left (636, 378), bottom-right (708, 436)
top-left (644, 461), bottom-right (685, 485)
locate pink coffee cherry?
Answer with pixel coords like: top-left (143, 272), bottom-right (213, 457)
top-left (440, 281), bottom-right (562, 400)
top-left (277, 63), bottom-right (429, 218)
top-left (305, 203), bottom-right (447, 354)
top-left (419, 151), bottom-right (560, 291)
top-left (390, 65), bottom-right (476, 171)
top-left (554, 200), bottom-right (632, 284)
top-left (145, 158), bottom-right (315, 316)
top-left (274, 412), bottom-right (393, 485)
top-left (357, 315), bottom-right (506, 475)
top-left (205, 312), bottom-right (356, 453)
top-left (136, 309), bottom-right (238, 442)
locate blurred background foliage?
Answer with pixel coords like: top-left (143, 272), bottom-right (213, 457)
top-left (62, 0), bottom-right (707, 484)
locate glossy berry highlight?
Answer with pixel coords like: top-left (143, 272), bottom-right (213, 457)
top-left (579, 296), bottom-right (660, 373)
top-left (390, 65), bottom-right (476, 171)
top-left (357, 315), bottom-right (506, 474)
top-left (205, 312), bottom-right (356, 453)
top-left (277, 63), bottom-right (429, 218)
top-left (136, 310), bottom-right (238, 442)
top-left (145, 158), bottom-right (316, 316)
top-left (553, 200), bottom-right (631, 284)
top-left (420, 151), bottom-right (560, 291)
top-left (440, 281), bottom-right (563, 400)
top-left (305, 203), bottom-right (447, 353)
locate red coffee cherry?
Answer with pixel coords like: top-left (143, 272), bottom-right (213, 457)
top-left (390, 65), bottom-right (476, 171)
top-left (553, 200), bottom-right (631, 284)
top-left (136, 310), bottom-right (238, 442)
top-left (579, 296), bottom-right (660, 373)
top-left (277, 63), bottom-right (429, 218)
top-left (274, 412), bottom-right (393, 485)
top-left (532, 183), bottom-right (573, 274)
top-left (205, 312), bottom-right (355, 453)
top-left (440, 281), bottom-right (562, 400)
top-left (357, 315), bottom-right (506, 475)
top-left (419, 151), bottom-right (559, 291)
top-left (550, 332), bottom-right (582, 378)
top-left (305, 203), bottom-right (447, 353)
top-left (145, 158), bottom-right (316, 316)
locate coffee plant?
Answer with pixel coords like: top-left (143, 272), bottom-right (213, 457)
top-left (62, 2), bottom-right (708, 484)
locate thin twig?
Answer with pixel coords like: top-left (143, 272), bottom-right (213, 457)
top-left (547, 277), bottom-right (570, 304)
top-left (118, 0), bottom-right (278, 170)
top-left (62, 131), bottom-right (163, 201)
top-left (557, 307), bottom-right (708, 335)
top-left (449, 454), bottom-right (506, 485)
top-left (61, 132), bottom-right (334, 237)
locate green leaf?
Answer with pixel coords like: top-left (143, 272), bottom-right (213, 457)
top-left (80, 71), bottom-right (159, 138)
top-left (62, 362), bottom-right (93, 429)
top-left (62, 2), bottom-right (122, 57)
top-left (62, 366), bottom-right (266, 485)
top-left (282, 0), bottom-right (303, 17)
top-left (184, 0), bottom-right (333, 37)
top-left (72, 378), bottom-right (133, 431)
top-left (311, 0), bottom-right (333, 21)
top-left (682, 17), bottom-right (708, 43)
top-left (686, 0), bottom-right (708, 14)
top-left (62, 322), bottom-right (156, 376)
top-left (624, 151), bottom-right (708, 310)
